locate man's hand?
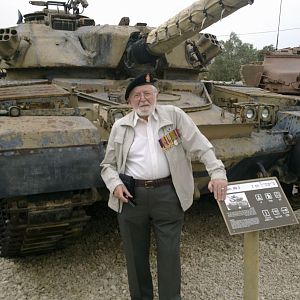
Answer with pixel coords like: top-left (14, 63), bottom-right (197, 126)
top-left (113, 184), bottom-right (133, 203)
top-left (208, 179), bottom-right (228, 201)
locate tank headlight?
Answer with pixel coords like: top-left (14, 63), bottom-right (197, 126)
top-left (246, 109), bottom-right (254, 119)
top-left (244, 107), bottom-right (256, 121)
top-left (260, 107), bottom-right (271, 121)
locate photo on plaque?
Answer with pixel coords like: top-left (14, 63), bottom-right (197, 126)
top-left (225, 192), bottom-right (250, 211)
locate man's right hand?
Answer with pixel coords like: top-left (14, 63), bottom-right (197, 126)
top-left (113, 184), bottom-right (133, 203)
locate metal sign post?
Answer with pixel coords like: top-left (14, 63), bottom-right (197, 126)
top-left (244, 231), bottom-right (259, 300)
top-left (217, 177), bottom-right (299, 300)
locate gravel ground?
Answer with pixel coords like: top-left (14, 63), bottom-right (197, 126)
top-left (0, 199), bottom-right (299, 300)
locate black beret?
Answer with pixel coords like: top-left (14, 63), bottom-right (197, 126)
top-left (125, 73), bottom-right (156, 100)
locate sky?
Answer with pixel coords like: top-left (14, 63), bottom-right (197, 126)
top-left (0, 0), bottom-right (299, 50)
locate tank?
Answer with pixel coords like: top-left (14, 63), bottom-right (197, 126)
top-left (240, 46), bottom-right (300, 95)
top-left (212, 46), bottom-right (300, 207)
top-left (239, 47), bottom-right (300, 205)
top-left (0, 0), bottom-right (299, 257)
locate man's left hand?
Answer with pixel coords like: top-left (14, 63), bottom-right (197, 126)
top-left (208, 179), bottom-right (228, 201)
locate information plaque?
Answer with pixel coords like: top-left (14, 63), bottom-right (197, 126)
top-left (218, 177), bottom-right (299, 235)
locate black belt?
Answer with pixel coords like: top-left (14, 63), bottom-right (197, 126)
top-left (135, 176), bottom-right (172, 188)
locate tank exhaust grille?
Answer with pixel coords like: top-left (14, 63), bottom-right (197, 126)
top-left (52, 19), bottom-right (76, 31)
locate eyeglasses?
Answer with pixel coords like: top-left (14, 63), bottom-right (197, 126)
top-left (131, 91), bottom-right (155, 101)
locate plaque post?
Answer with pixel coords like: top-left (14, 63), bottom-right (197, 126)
top-left (244, 231), bottom-right (259, 300)
top-left (218, 178), bottom-right (299, 299)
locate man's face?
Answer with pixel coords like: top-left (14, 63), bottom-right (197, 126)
top-left (128, 85), bottom-right (157, 117)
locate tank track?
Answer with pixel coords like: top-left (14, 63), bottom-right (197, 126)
top-left (290, 185), bottom-right (300, 211)
top-left (0, 191), bottom-right (94, 257)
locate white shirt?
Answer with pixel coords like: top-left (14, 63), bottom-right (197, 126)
top-left (125, 111), bottom-right (170, 180)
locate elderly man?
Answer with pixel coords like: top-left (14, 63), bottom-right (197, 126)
top-left (100, 73), bottom-right (227, 300)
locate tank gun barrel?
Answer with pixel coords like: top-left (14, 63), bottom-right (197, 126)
top-left (126, 0), bottom-right (253, 67)
top-left (147, 0), bottom-right (254, 55)
top-left (0, 28), bottom-right (20, 60)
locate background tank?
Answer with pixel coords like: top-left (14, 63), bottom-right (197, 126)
top-left (213, 46), bottom-right (300, 206)
top-left (240, 46), bottom-right (300, 95)
top-left (0, 0), bottom-right (299, 257)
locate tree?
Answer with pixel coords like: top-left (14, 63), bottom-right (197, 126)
top-left (207, 32), bottom-right (259, 81)
top-left (257, 44), bottom-right (276, 61)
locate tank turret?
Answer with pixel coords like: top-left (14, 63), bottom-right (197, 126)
top-left (0, 0), bottom-right (254, 80)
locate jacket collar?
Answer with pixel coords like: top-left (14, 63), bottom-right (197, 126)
top-left (119, 105), bottom-right (173, 129)
top-left (155, 105), bottom-right (173, 129)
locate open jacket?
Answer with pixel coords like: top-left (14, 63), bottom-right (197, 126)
top-left (100, 105), bottom-right (226, 212)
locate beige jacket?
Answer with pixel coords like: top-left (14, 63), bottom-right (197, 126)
top-left (100, 105), bottom-right (226, 212)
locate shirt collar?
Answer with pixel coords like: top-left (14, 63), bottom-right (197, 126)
top-left (133, 109), bottom-right (158, 127)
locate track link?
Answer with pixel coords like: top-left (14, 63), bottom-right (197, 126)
top-left (0, 191), bottom-right (94, 257)
top-left (290, 188), bottom-right (300, 210)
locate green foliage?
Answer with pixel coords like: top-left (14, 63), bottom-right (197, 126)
top-left (207, 32), bottom-right (260, 81)
top-left (257, 44), bottom-right (276, 61)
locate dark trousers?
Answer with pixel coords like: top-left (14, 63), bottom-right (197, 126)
top-left (118, 184), bottom-right (184, 300)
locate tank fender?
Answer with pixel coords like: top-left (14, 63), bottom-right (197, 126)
top-left (0, 116), bottom-right (105, 198)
